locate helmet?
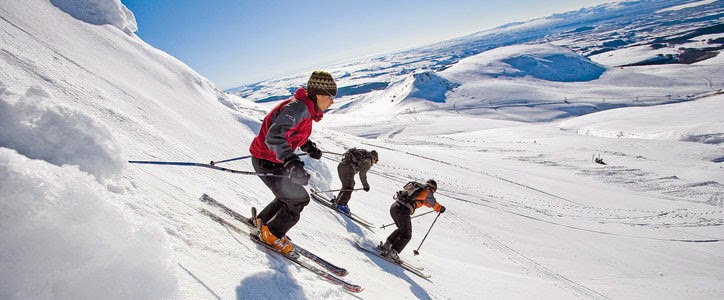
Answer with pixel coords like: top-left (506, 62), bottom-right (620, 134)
top-left (370, 150), bottom-right (379, 162)
top-left (426, 179), bottom-right (437, 192)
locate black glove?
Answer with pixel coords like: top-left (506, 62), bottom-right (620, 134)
top-left (363, 183), bottom-right (370, 192)
top-left (284, 155), bottom-right (310, 185)
top-left (439, 205), bottom-right (446, 214)
top-left (300, 140), bottom-right (322, 160)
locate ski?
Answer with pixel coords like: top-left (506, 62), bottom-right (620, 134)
top-left (309, 189), bottom-right (375, 231)
top-left (366, 242), bottom-right (425, 272)
top-left (200, 194), bottom-right (348, 277)
top-left (200, 193), bottom-right (252, 224)
top-left (247, 233), bottom-right (363, 293)
top-left (199, 208), bottom-right (363, 293)
top-left (353, 241), bottom-right (431, 279)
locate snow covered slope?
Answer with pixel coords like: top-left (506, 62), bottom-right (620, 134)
top-left (1, 0), bottom-right (258, 298)
top-left (1, 1), bottom-right (722, 300)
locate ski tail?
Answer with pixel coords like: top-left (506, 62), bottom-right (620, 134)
top-left (201, 194), bottom-right (348, 277)
top-left (353, 241), bottom-right (431, 280)
top-left (309, 190), bottom-right (375, 230)
top-left (199, 208), bottom-right (362, 293)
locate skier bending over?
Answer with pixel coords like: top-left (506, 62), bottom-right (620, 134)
top-left (248, 71), bottom-right (336, 254)
top-left (334, 148), bottom-right (379, 214)
top-left (379, 179), bottom-right (446, 262)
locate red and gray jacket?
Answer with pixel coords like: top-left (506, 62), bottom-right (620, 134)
top-left (249, 88), bottom-right (323, 164)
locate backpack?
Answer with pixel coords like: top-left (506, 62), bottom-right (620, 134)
top-left (394, 181), bottom-right (427, 205)
top-left (344, 148), bottom-right (370, 164)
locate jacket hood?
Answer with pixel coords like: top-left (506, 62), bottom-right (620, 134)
top-left (295, 87), bottom-right (323, 122)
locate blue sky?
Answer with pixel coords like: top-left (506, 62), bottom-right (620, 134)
top-left (121, 0), bottom-right (616, 90)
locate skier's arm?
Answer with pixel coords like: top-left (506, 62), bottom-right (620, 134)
top-left (358, 159), bottom-right (372, 187)
top-left (423, 191), bottom-right (443, 212)
top-left (266, 101), bottom-right (310, 162)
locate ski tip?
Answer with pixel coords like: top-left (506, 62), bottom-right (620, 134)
top-left (251, 207), bottom-right (258, 221)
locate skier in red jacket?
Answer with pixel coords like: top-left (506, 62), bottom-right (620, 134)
top-left (249, 71), bottom-right (336, 254)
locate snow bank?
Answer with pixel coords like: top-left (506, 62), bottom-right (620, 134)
top-left (589, 44), bottom-right (679, 67)
top-left (559, 94), bottom-right (724, 143)
top-left (49, 0), bottom-right (137, 34)
top-left (0, 85), bottom-right (125, 182)
top-left (443, 43), bottom-right (606, 82)
top-left (0, 148), bottom-right (177, 299)
top-left (656, 0), bottom-right (717, 13)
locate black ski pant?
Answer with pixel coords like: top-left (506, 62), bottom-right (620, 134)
top-left (252, 157), bottom-right (310, 238)
top-left (335, 163), bottom-right (356, 206)
top-left (386, 202), bottom-right (413, 253)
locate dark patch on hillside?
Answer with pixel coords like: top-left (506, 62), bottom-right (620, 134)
top-left (337, 82), bottom-right (389, 96)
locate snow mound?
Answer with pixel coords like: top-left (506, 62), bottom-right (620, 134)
top-left (0, 148), bottom-right (177, 299)
top-left (50, 0), bottom-right (137, 34)
top-left (444, 43), bottom-right (606, 82)
top-left (332, 71), bottom-right (458, 115)
top-left (0, 85), bottom-right (125, 182)
top-left (406, 71), bottom-right (460, 103)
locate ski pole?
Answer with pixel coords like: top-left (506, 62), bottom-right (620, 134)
top-left (209, 155), bottom-right (252, 165)
top-left (322, 151), bottom-right (345, 156)
top-left (315, 188), bottom-right (364, 193)
top-left (379, 210), bottom-right (436, 229)
top-left (128, 160), bottom-right (287, 177)
top-left (210, 153), bottom-right (307, 165)
top-left (413, 212), bottom-right (441, 255)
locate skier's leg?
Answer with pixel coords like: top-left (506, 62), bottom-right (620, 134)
top-left (265, 178), bottom-right (310, 237)
top-left (336, 163), bottom-right (355, 205)
top-left (390, 204), bottom-right (412, 253)
top-left (252, 157), bottom-right (286, 223)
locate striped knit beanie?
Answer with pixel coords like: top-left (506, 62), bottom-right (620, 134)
top-left (307, 71), bottom-right (337, 97)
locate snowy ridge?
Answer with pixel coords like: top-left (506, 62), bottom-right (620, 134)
top-left (335, 70), bottom-right (459, 116)
top-left (50, 0), bottom-right (137, 34)
top-left (442, 44), bottom-right (606, 82)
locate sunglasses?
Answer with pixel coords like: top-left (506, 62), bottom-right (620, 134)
top-left (321, 88), bottom-right (335, 100)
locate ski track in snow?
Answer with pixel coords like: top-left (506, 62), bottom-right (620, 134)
top-left (455, 215), bottom-right (612, 299)
top-left (366, 121), bottom-right (723, 224)
top-left (351, 139), bottom-right (722, 242)
top-left (315, 130), bottom-right (719, 297)
top-left (360, 141), bottom-right (583, 204)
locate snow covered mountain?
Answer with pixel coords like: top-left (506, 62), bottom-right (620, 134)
top-left (231, 0), bottom-right (723, 114)
top-left (1, 0), bottom-right (722, 299)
